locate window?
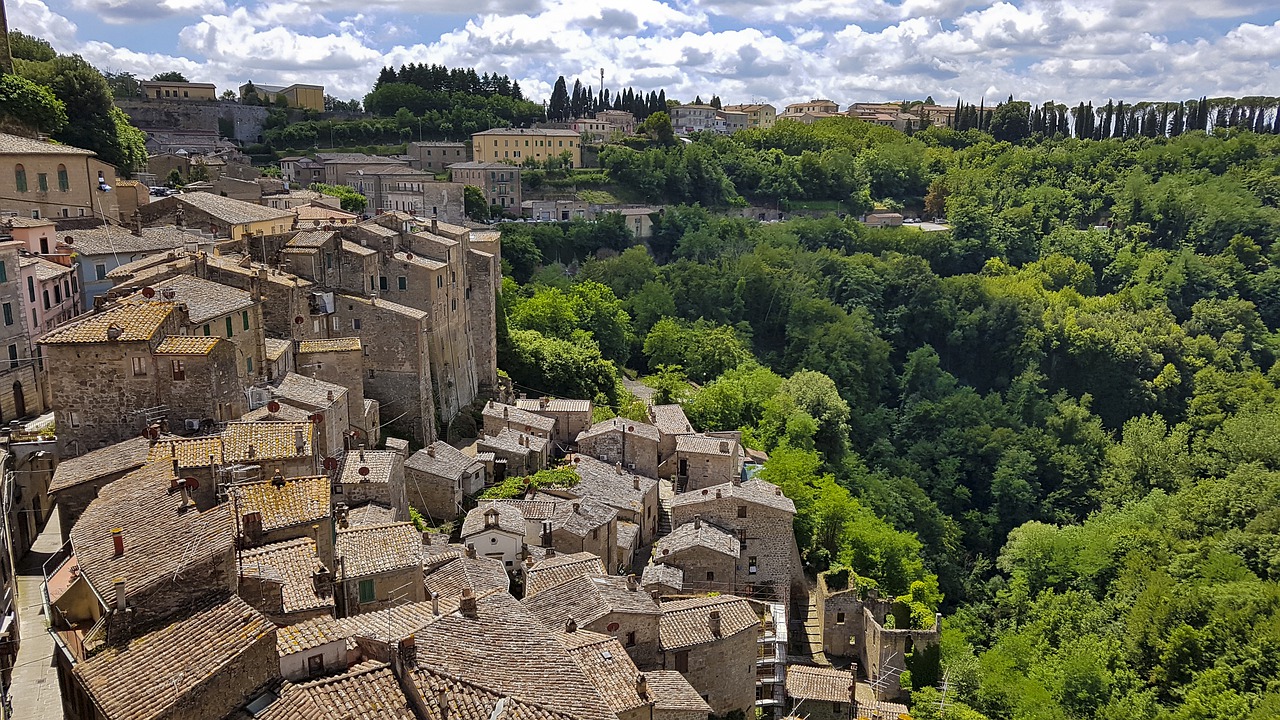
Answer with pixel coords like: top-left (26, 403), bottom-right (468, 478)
top-left (0, 260), bottom-right (7, 283)
top-left (171, 360), bottom-right (185, 380)
top-left (37, 173), bottom-right (48, 192)
top-left (57, 164), bottom-right (68, 191)
top-left (369, 275), bottom-right (375, 291)
top-left (451, 298), bottom-right (457, 312)
top-left (202, 324), bottom-right (211, 336)
top-left (69, 411), bottom-right (81, 427)
top-left (397, 276), bottom-right (406, 291)
top-left (737, 505), bottom-right (748, 518)
top-left (737, 529), bottom-right (747, 549)
top-left (70, 275), bottom-right (77, 293)
top-left (94, 264), bottom-right (107, 281)
top-left (2, 303), bottom-right (10, 326)
top-left (832, 704), bottom-right (843, 714)
top-left (7, 344), bottom-right (16, 369)
top-left (352, 318), bottom-right (362, 331)
top-left (53, 285), bottom-right (62, 303)
top-left (225, 317), bottom-right (233, 337)
top-left (674, 651), bottom-right (689, 672)
top-left (706, 571), bottom-right (715, 581)
top-left (591, 528), bottom-right (598, 540)
top-left (625, 631), bottom-right (636, 647)
top-left (242, 310), bottom-right (250, 330)
top-left (836, 612), bottom-right (846, 625)
top-left (42, 289), bottom-right (50, 310)
top-left (26, 276), bottom-right (34, 302)
top-left (14, 164), bottom-right (26, 192)
top-left (436, 274), bottom-right (443, 288)
top-left (131, 357), bottom-right (146, 376)
top-left (749, 556), bottom-right (758, 575)
top-left (358, 579), bottom-right (375, 603)
top-left (246, 357), bottom-right (253, 374)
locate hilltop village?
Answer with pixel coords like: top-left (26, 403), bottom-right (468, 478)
top-left (0, 125), bottom-right (937, 720)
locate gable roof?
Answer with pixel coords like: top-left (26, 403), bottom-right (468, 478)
top-left (564, 456), bottom-right (656, 514)
top-left (335, 522), bottom-right (422, 578)
top-left (482, 401), bottom-right (555, 433)
top-left (407, 665), bottom-right (583, 720)
top-left (337, 449), bottom-right (400, 486)
top-left (405, 441), bottom-right (481, 481)
top-left (645, 670), bottom-right (714, 714)
top-left (423, 550), bottom-right (511, 598)
top-left (153, 336), bottom-right (221, 355)
top-left (60, 225), bottom-right (200, 257)
top-left (41, 301), bottom-right (175, 344)
top-left (73, 594), bottom-right (273, 720)
top-left (654, 518), bottom-right (739, 560)
top-left (231, 475), bottom-right (330, 533)
top-left (669, 478), bottom-right (795, 514)
top-left (675, 433), bottom-right (739, 456)
top-left (522, 574), bottom-right (660, 628)
top-left (239, 537), bottom-right (333, 614)
top-left (460, 501), bottom-right (525, 537)
top-left (640, 563), bottom-right (683, 591)
top-left (146, 274), bottom-right (254, 324)
top-left (577, 417), bottom-right (659, 443)
top-left (49, 436), bottom-right (152, 494)
top-left (785, 664), bottom-right (854, 704)
top-left (649, 404), bottom-right (694, 435)
top-left (658, 595), bottom-right (759, 651)
top-left (524, 552), bottom-right (607, 597)
top-left (0, 132), bottom-right (93, 155)
top-left (273, 372), bottom-right (345, 408)
top-left (559, 630), bottom-right (648, 715)
top-left (298, 662), bottom-right (416, 720)
top-left (176, 192), bottom-right (294, 225)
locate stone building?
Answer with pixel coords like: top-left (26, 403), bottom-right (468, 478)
top-left (657, 595), bottom-right (759, 717)
top-left (135, 274), bottom-right (265, 383)
top-left (237, 536), bottom-right (334, 624)
top-left (268, 371), bottom-right (352, 458)
top-left (19, 252), bottom-right (80, 343)
top-left (545, 455), bottom-right (659, 544)
top-left (641, 563), bottom-right (684, 598)
top-left (232, 474), bottom-right (334, 562)
top-left (422, 545), bottom-right (511, 599)
top-left (63, 593), bottom-right (278, 720)
top-left (0, 132), bottom-right (121, 224)
top-left (482, 401), bottom-right (555, 440)
top-left (669, 479), bottom-right (802, 607)
top-left (651, 516), bottom-right (740, 594)
top-left (516, 397), bottom-right (593, 445)
top-left (39, 301), bottom-right (246, 454)
top-left (334, 448), bottom-right (406, 520)
top-left (139, 191), bottom-right (295, 241)
top-left (447, 161), bottom-right (521, 212)
top-left (661, 434), bottom-right (742, 491)
top-left (334, 521), bottom-right (425, 615)
top-left (814, 570), bottom-right (941, 700)
top-left (784, 665), bottom-right (855, 720)
top-left (523, 551), bottom-right (607, 597)
top-left (460, 502), bottom-right (526, 568)
top-left (523, 573), bottom-right (663, 667)
top-left (529, 495), bottom-right (619, 571)
top-left (62, 225), bottom-right (211, 305)
top-left (0, 239), bottom-right (46, 421)
top-left (476, 429), bottom-right (548, 479)
top-left (403, 441), bottom-right (486, 524)
top-left (576, 418), bottom-right (661, 480)
top-left (408, 141), bottom-right (471, 174)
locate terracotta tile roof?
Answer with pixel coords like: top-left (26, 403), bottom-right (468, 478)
top-left (649, 405), bottom-right (694, 435)
top-left (347, 500), bottom-right (397, 527)
top-left (675, 434), bottom-right (739, 456)
top-left (2, 215), bottom-right (56, 227)
top-left (670, 478), bottom-right (795, 514)
top-left (20, 254), bottom-right (71, 281)
top-left (147, 435), bottom-right (225, 468)
top-left (41, 301), bottom-right (175, 344)
top-left (338, 450), bottom-right (400, 485)
top-left (73, 594), bottom-right (273, 720)
top-left (409, 590), bottom-right (615, 720)
top-left (499, 499), bottom-right (557, 521)
top-left (300, 662), bottom-right (416, 720)
top-left (460, 501), bottom-right (525, 537)
top-left (785, 665), bottom-right (854, 704)
top-left (389, 248), bottom-right (446, 270)
top-left (645, 670), bottom-right (713, 713)
top-left (0, 132), bottom-right (93, 155)
top-left (265, 337), bottom-right (291, 361)
top-left (153, 336), bottom-right (220, 355)
top-left (241, 401), bottom-right (311, 423)
top-left (478, 429), bottom-right (548, 455)
top-left (60, 225), bottom-right (200, 257)
top-left (222, 421), bottom-right (315, 462)
top-left (286, 230), bottom-right (337, 249)
top-left (408, 666), bottom-right (582, 720)
top-left (640, 563), bottom-right (683, 591)
top-left (423, 552), bottom-right (510, 598)
top-left (406, 442), bottom-right (482, 481)
top-left (577, 417), bottom-right (659, 443)
top-left (177, 192), bottom-right (295, 225)
top-left (70, 461), bottom-right (235, 602)
top-left (522, 574), bottom-right (660, 628)
top-left (49, 436), bottom-right (152, 493)
top-left (278, 599), bottom-right (459, 657)
top-left (297, 337), bottom-right (362, 353)
top-left (559, 631), bottom-right (647, 714)
top-left (566, 456), bottom-right (656, 513)
top-left (655, 519), bottom-right (739, 560)
top-left (516, 398), bottom-right (592, 413)
top-left (543, 496), bottom-right (616, 539)
top-left (658, 595), bottom-right (760, 651)
top-left (273, 372), bottom-right (345, 409)
top-left (341, 239), bottom-right (378, 257)
top-left (295, 206), bottom-right (357, 223)
top-left (232, 476), bottom-right (330, 533)
top-left (336, 522), bottom-right (422, 578)
top-left (482, 402), bottom-right (555, 433)
top-left (144, 274), bottom-right (254, 324)
top-left (524, 552), bottom-right (606, 597)
top-left (239, 537), bottom-right (333, 614)
top-left (616, 521), bottom-right (638, 553)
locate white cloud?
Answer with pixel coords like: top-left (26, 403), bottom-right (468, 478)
top-left (69, 0), bottom-right (226, 24)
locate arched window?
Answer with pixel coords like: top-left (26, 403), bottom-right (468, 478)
top-left (57, 164), bottom-right (69, 191)
top-left (14, 164), bottom-right (27, 192)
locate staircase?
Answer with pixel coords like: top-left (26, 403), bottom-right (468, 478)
top-left (657, 479), bottom-right (675, 536)
top-left (789, 590), bottom-right (831, 667)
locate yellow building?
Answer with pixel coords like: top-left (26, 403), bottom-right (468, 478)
top-left (0, 132), bottom-right (122, 222)
top-left (239, 82), bottom-right (325, 112)
top-left (140, 81), bottom-right (217, 102)
top-left (783, 99), bottom-right (841, 116)
top-left (471, 128), bottom-right (581, 168)
top-left (722, 103), bottom-right (777, 129)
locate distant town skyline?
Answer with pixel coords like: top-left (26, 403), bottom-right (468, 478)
top-left (9, 0), bottom-right (1280, 108)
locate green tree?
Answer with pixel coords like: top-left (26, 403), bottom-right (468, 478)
top-left (150, 71), bottom-right (189, 82)
top-left (8, 31), bottom-right (54, 61)
top-left (464, 186), bottom-right (488, 222)
top-left (0, 74), bottom-right (66, 134)
top-left (309, 182), bottom-right (367, 213)
top-left (641, 111), bottom-right (676, 146)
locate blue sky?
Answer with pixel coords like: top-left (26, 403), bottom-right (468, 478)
top-left (10, 0), bottom-right (1280, 107)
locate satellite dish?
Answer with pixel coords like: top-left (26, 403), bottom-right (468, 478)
top-left (184, 476), bottom-right (200, 490)
top-left (141, 287), bottom-right (156, 299)
top-left (309, 413), bottom-right (324, 424)
top-left (267, 400), bottom-right (280, 413)
top-left (294, 316), bottom-right (304, 324)
top-left (323, 456), bottom-right (338, 471)
top-left (162, 288), bottom-right (177, 300)
top-left (358, 466), bottom-right (370, 476)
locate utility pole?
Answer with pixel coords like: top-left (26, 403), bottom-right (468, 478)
top-left (0, 0), bottom-right (14, 75)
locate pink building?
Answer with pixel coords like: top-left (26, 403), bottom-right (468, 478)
top-left (19, 254), bottom-right (79, 342)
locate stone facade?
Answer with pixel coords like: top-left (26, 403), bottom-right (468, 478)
top-left (408, 141), bottom-right (471, 174)
top-left (404, 441), bottom-right (486, 524)
top-left (576, 419), bottom-right (660, 479)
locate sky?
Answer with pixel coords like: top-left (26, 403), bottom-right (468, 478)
top-left (9, 0), bottom-right (1280, 108)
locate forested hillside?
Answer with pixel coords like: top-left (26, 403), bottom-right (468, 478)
top-left (496, 122), bottom-right (1280, 719)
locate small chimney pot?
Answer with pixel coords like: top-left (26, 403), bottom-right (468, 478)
top-left (111, 528), bottom-right (124, 557)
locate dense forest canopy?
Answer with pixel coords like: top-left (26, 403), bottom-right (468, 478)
top-left (496, 119), bottom-right (1280, 719)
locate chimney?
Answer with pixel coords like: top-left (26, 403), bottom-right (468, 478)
top-left (422, 531), bottom-right (432, 546)
top-left (111, 528), bottom-right (124, 557)
top-left (634, 476), bottom-right (640, 490)
top-left (615, 461), bottom-right (622, 475)
top-left (546, 547), bottom-right (556, 558)
top-left (399, 633), bottom-right (416, 655)
top-left (113, 578), bottom-right (127, 610)
top-left (247, 443), bottom-right (256, 459)
top-left (459, 588), bottom-right (477, 618)
top-left (431, 217), bottom-right (438, 234)
top-left (271, 469), bottom-right (285, 487)
top-left (431, 592), bottom-right (440, 615)
top-left (503, 407), bottom-right (509, 419)
top-left (572, 502), bottom-right (581, 515)
top-left (715, 490), bottom-right (722, 499)
top-left (130, 209), bottom-right (142, 237)
top-left (177, 478), bottom-right (191, 508)
top-left (437, 689), bottom-right (449, 720)
top-left (694, 514), bottom-right (701, 529)
top-left (358, 446), bottom-right (365, 461)
top-left (465, 544), bottom-right (476, 559)
top-left (636, 674), bottom-right (649, 700)
top-left (242, 511), bottom-right (263, 539)
top-left (541, 521), bottom-right (552, 548)
top-left (427, 444), bottom-right (436, 458)
top-left (565, 618), bottom-right (577, 633)
top-left (294, 428), bottom-right (306, 452)
top-left (626, 574), bottom-right (637, 591)
top-left (106, 323), bottom-right (123, 341)
top-left (709, 610), bottom-right (722, 637)
top-left (171, 458), bottom-right (180, 478)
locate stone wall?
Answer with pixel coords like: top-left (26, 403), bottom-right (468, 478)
top-left (577, 430), bottom-right (659, 480)
top-left (156, 617), bottom-right (279, 720)
top-left (465, 248), bottom-right (499, 392)
top-left (654, 545), bottom-right (736, 594)
top-left (816, 572), bottom-right (862, 660)
top-left (404, 466), bottom-right (460, 524)
top-left (338, 566), bottom-right (425, 616)
top-left (156, 339), bottom-right (246, 424)
top-left (582, 610), bottom-right (661, 669)
top-left (663, 627), bottom-right (756, 716)
top-left (116, 99), bottom-right (270, 145)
